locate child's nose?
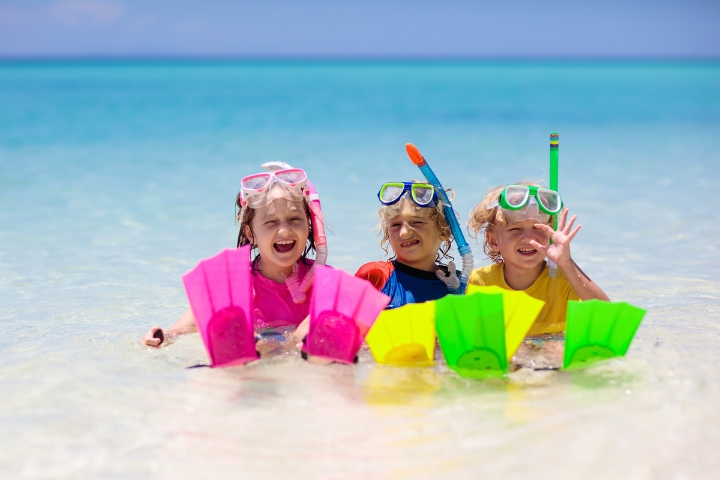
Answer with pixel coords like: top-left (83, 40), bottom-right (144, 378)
top-left (399, 222), bottom-right (412, 237)
top-left (277, 221), bottom-right (292, 233)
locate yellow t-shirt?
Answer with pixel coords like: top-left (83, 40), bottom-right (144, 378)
top-left (468, 263), bottom-right (580, 336)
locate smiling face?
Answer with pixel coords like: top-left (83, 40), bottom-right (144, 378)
top-left (387, 200), bottom-right (443, 272)
top-left (487, 219), bottom-right (551, 272)
top-left (243, 192), bottom-right (310, 281)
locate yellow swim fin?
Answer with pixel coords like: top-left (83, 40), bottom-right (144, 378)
top-left (366, 302), bottom-right (436, 366)
top-left (466, 285), bottom-right (544, 361)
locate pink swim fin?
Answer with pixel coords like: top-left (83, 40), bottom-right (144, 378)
top-left (182, 246), bottom-right (258, 368)
top-left (303, 265), bottom-right (390, 363)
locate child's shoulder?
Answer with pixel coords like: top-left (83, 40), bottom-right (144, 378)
top-left (468, 263), bottom-right (504, 286)
top-left (355, 260), bottom-right (394, 290)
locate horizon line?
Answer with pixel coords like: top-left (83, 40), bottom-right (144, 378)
top-left (1, 54), bottom-right (719, 64)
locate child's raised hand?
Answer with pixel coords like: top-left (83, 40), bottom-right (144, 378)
top-left (530, 208), bottom-right (581, 268)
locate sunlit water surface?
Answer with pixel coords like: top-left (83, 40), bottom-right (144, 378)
top-left (1, 61), bottom-right (719, 479)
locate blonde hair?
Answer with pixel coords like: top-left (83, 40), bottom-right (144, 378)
top-left (467, 181), bottom-right (552, 263)
top-left (376, 184), bottom-right (454, 263)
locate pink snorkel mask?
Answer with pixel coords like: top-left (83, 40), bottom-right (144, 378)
top-left (239, 162), bottom-right (327, 304)
top-left (239, 167), bottom-right (308, 209)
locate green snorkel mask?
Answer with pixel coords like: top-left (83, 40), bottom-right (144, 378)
top-left (488, 185), bottom-right (563, 223)
top-left (498, 185), bottom-right (562, 214)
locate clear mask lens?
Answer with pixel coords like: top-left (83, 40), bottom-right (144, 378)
top-left (242, 173), bottom-right (272, 191)
top-left (275, 169), bottom-right (307, 186)
top-left (412, 185), bottom-right (434, 205)
top-left (503, 185), bottom-right (530, 208)
top-left (380, 184), bottom-right (405, 204)
top-left (537, 188), bottom-right (561, 213)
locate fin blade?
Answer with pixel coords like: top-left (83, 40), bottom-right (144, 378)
top-left (306, 266), bottom-right (387, 363)
top-left (606, 302), bottom-right (646, 356)
top-left (467, 285), bottom-right (543, 361)
top-left (367, 302), bottom-right (435, 365)
top-left (182, 246), bottom-right (256, 367)
top-left (564, 300), bottom-right (646, 369)
top-left (436, 293), bottom-right (507, 377)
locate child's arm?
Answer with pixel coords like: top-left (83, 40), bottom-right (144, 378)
top-left (532, 208), bottom-right (610, 302)
top-left (140, 308), bottom-right (198, 347)
top-left (557, 258), bottom-right (609, 301)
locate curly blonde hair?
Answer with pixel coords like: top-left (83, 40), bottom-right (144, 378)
top-left (467, 181), bottom-right (552, 263)
top-left (376, 184), bottom-right (454, 264)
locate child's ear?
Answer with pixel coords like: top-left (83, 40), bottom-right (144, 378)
top-left (486, 227), bottom-right (500, 252)
top-left (243, 224), bottom-right (254, 244)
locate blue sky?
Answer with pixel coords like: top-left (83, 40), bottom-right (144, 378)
top-left (0, 0), bottom-right (718, 58)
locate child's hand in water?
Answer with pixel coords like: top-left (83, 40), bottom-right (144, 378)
top-left (140, 327), bottom-right (165, 347)
top-left (531, 208), bottom-right (581, 268)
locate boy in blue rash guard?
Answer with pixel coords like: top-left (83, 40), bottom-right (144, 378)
top-left (355, 181), bottom-right (459, 309)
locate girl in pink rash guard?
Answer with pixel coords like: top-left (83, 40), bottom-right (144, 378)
top-left (140, 162), bottom-right (327, 351)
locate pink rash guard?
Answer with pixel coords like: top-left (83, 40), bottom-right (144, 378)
top-left (252, 260), bottom-right (313, 330)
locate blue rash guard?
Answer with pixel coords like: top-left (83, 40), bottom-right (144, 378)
top-left (355, 260), bottom-right (450, 309)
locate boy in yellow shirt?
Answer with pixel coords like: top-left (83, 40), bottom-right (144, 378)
top-left (468, 183), bottom-right (608, 337)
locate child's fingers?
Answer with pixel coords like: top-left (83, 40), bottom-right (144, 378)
top-left (534, 223), bottom-right (555, 234)
top-left (563, 215), bottom-right (578, 234)
top-left (556, 208), bottom-right (569, 230)
top-left (141, 327), bottom-right (163, 347)
top-left (529, 240), bottom-right (548, 254)
top-left (566, 225), bottom-right (582, 242)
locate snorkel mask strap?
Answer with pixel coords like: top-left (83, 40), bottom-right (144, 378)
top-left (261, 162), bottom-right (327, 303)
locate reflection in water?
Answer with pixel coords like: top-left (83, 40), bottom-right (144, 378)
top-left (362, 364), bottom-right (443, 406)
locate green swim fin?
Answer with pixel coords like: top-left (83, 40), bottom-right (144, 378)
top-left (435, 292), bottom-right (507, 378)
top-left (563, 300), bottom-right (646, 369)
top-left (466, 284), bottom-right (544, 361)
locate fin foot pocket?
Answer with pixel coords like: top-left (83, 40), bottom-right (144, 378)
top-left (208, 306), bottom-right (258, 366)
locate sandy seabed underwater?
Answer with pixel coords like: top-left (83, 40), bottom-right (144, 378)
top-left (1, 60), bottom-right (720, 479)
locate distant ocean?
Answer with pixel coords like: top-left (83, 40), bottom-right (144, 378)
top-left (1, 60), bottom-right (719, 478)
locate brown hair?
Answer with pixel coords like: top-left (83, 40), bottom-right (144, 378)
top-left (235, 193), bottom-right (316, 272)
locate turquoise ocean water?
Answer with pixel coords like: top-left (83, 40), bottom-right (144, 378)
top-left (1, 60), bottom-right (719, 478)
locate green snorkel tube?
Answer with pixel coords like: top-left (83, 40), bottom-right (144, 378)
top-left (405, 143), bottom-right (473, 294)
top-left (548, 133), bottom-right (560, 278)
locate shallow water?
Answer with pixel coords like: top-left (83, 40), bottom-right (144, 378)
top-left (1, 60), bottom-right (719, 479)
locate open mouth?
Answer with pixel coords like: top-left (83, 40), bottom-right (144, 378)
top-left (400, 239), bottom-right (420, 248)
top-left (517, 248), bottom-right (537, 256)
top-left (274, 240), bottom-right (296, 253)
